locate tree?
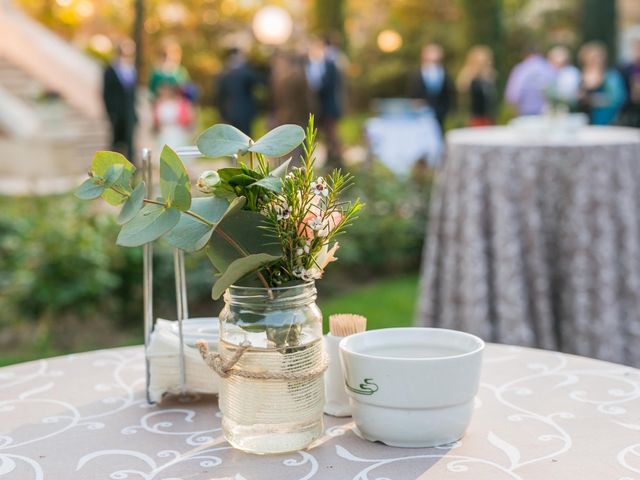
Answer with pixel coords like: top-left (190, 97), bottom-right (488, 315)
top-left (312, 0), bottom-right (345, 39)
top-left (581, 0), bottom-right (617, 63)
top-left (460, 0), bottom-right (505, 78)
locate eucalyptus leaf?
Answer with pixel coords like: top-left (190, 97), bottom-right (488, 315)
top-left (211, 253), bottom-right (280, 300)
top-left (91, 151), bottom-right (135, 205)
top-left (228, 174), bottom-right (258, 187)
top-left (164, 196), bottom-right (246, 251)
top-left (217, 168), bottom-right (245, 182)
top-left (196, 124), bottom-right (251, 158)
top-left (75, 178), bottom-right (105, 200)
top-left (249, 124), bottom-right (305, 157)
top-left (159, 145), bottom-right (191, 211)
top-left (117, 181), bottom-right (145, 225)
top-left (206, 210), bottom-right (281, 273)
top-left (251, 175), bottom-right (282, 192)
top-left (103, 164), bottom-right (125, 188)
top-left (116, 204), bottom-right (181, 247)
top-left (270, 158), bottom-right (291, 178)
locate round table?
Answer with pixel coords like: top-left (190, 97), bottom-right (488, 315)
top-left (2, 344), bottom-right (639, 479)
top-left (418, 126), bottom-right (640, 366)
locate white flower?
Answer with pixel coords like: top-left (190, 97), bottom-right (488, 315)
top-left (275, 202), bottom-right (291, 221)
top-left (310, 177), bottom-right (329, 197)
top-left (295, 241), bottom-right (311, 256)
top-left (307, 216), bottom-right (324, 232)
top-left (292, 267), bottom-right (305, 278)
top-left (196, 170), bottom-right (220, 194)
top-left (300, 267), bottom-right (322, 282)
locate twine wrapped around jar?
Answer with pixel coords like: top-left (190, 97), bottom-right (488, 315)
top-left (212, 283), bottom-right (327, 454)
top-left (196, 340), bottom-right (328, 380)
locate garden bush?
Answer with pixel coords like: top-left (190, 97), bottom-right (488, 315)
top-left (0, 166), bottom-right (431, 357)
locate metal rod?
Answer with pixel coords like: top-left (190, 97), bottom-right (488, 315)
top-left (142, 148), bottom-right (154, 404)
top-left (173, 248), bottom-right (187, 394)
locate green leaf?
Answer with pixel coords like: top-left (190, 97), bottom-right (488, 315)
top-left (159, 145), bottom-right (191, 211)
top-left (228, 174), bottom-right (258, 187)
top-left (91, 151), bottom-right (135, 205)
top-left (217, 168), bottom-right (245, 182)
top-left (117, 181), bottom-right (145, 225)
top-left (251, 175), bottom-right (282, 192)
top-left (196, 124), bottom-right (252, 158)
top-left (75, 178), bottom-right (105, 200)
top-left (205, 210), bottom-right (281, 272)
top-left (116, 204), bottom-right (181, 247)
top-left (270, 158), bottom-right (291, 178)
top-left (211, 253), bottom-right (280, 300)
top-left (164, 196), bottom-right (246, 251)
top-left (249, 124), bottom-right (305, 157)
top-left (103, 164), bottom-right (125, 188)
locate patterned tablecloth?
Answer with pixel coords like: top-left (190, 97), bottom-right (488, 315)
top-left (2, 344), bottom-right (640, 479)
top-left (418, 126), bottom-right (640, 367)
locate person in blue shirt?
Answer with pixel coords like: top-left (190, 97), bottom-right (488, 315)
top-left (577, 41), bottom-right (626, 125)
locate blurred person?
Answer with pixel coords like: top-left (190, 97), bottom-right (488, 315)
top-left (152, 84), bottom-right (194, 150)
top-left (305, 38), bottom-right (343, 167)
top-left (456, 45), bottom-right (497, 126)
top-left (505, 46), bottom-right (555, 115)
top-left (408, 43), bottom-right (456, 132)
top-left (103, 39), bottom-right (137, 161)
top-left (619, 39), bottom-right (640, 127)
top-left (148, 41), bottom-right (190, 99)
top-left (216, 48), bottom-right (260, 136)
top-left (547, 45), bottom-right (581, 107)
top-left (577, 41), bottom-right (626, 125)
top-left (269, 51), bottom-right (312, 128)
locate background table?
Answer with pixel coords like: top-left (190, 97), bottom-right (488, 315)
top-left (2, 344), bottom-right (640, 479)
top-left (365, 111), bottom-right (443, 174)
top-left (418, 126), bottom-right (640, 367)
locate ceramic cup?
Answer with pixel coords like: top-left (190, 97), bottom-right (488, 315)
top-left (339, 327), bottom-right (484, 448)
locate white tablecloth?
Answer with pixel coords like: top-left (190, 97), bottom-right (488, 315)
top-left (365, 114), bottom-right (443, 174)
top-left (2, 344), bottom-right (640, 479)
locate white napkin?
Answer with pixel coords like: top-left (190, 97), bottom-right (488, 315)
top-left (147, 318), bottom-right (220, 403)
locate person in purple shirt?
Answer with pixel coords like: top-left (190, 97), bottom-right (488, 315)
top-left (505, 47), bottom-right (556, 116)
top-left (103, 39), bottom-right (138, 161)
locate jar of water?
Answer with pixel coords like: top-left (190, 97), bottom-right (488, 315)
top-left (218, 283), bottom-right (325, 454)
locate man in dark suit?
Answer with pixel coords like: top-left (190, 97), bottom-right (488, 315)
top-left (103, 39), bottom-right (137, 161)
top-left (408, 43), bottom-right (456, 133)
top-left (306, 38), bottom-right (343, 168)
top-left (216, 48), bottom-right (260, 136)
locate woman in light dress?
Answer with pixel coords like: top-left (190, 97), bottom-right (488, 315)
top-left (153, 83), bottom-right (193, 151)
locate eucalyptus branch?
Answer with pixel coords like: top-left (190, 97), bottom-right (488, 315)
top-left (213, 228), bottom-right (271, 290)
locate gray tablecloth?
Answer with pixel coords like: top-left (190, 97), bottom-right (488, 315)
top-left (418, 126), bottom-right (640, 366)
top-left (2, 344), bottom-right (640, 479)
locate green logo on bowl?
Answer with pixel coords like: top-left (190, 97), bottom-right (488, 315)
top-left (346, 378), bottom-right (379, 396)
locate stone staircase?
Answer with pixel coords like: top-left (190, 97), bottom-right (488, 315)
top-left (0, 57), bottom-right (109, 175)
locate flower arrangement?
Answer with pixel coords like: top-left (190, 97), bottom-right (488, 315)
top-left (76, 115), bottom-right (363, 298)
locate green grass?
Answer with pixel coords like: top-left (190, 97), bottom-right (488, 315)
top-left (319, 274), bottom-right (419, 332)
top-left (0, 275), bottom-right (419, 368)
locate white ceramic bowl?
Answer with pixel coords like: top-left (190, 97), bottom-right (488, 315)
top-left (339, 327), bottom-right (484, 448)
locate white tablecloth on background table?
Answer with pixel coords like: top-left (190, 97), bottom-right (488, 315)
top-left (365, 113), bottom-right (443, 174)
top-left (418, 126), bottom-right (640, 366)
top-left (2, 344), bottom-right (640, 479)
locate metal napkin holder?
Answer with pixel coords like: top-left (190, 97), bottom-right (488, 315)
top-left (141, 148), bottom-right (191, 404)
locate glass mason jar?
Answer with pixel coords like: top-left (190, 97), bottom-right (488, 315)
top-left (218, 283), bottom-right (325, 454)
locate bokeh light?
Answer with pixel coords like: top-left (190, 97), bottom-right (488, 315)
top-left (377, 29), bottom-right (402, 52)
top-left (252, 6), bottom-right (293, 46)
